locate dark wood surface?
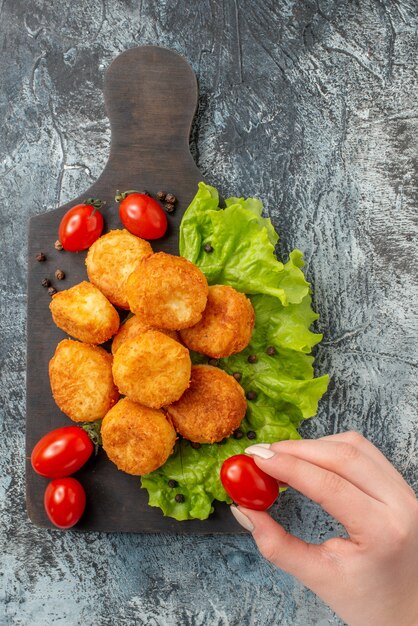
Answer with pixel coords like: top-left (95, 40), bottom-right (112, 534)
top-left (26, 46), bottom-right (240, 533)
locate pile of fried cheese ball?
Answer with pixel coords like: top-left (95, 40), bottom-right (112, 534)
top-left (48, 229), bottom-right (255, 476)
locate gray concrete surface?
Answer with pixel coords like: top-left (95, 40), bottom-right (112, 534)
top-left (0, 1), bottom-right (417, 625)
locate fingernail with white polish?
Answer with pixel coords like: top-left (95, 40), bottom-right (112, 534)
top-left (245, 443), bottom-right (275, 459)
top-left (230, 505), bottom-right (255, 532)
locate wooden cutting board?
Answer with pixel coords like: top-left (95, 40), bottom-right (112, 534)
top-left (26, 46), bottom-right (243, 533)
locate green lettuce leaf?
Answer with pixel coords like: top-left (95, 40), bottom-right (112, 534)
top-left (142, 182), bottom-right (329, 520)
top-left (179, 182), bottom-right (310, 305)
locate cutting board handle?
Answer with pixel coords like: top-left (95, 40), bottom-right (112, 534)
top-left (103, 46), bottom-right (198, 158)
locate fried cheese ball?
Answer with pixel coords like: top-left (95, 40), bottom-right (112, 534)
top-left (180, 285), bottom-right (255, 358)
top-left (101, 398), bottom-right (176, 475)
top-left (166, 365), bottom-right (246, 443)
top-left (111, 314), bottom-right (178, 355)
top-left (49, 339), bottom-right (119, 422)
top-left (112, 330), bottom-right (191, 408)
top-left (126, 252), bottom-right (208, 330)
top-left (86, 229), bottom-right (153, 309)
top-left (50, 281), bottom-right (120, 344)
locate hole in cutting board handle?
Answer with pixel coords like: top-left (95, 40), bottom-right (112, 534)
top-left (103, 46), bottom-right (199, 153)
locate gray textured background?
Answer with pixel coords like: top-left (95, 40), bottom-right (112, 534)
top-left (1, 1), bottom-right (417, 625)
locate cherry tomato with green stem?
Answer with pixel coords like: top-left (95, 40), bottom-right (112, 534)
top-left (220, 454), bottom-right (279, 510)
top-left (31, 426), bottom-right (94, 478)
top-left (58, 198), bottom-right (105, 251)
top-left (116, 190), bottom-right (167, 240)
top-left (44, 477), bottom-right (86, 529)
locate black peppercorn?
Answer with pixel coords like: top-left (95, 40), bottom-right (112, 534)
top-left (55, 269), bottom-right (65, 280)
top-left (168, 479), bottom-right (178, 488)
top-left (233, 429), bottom-right (244, 440)
top-left (191, 442), bottom-right (201, 449)
top-left (175, 494), bottom-right (185, 503)
top-left (266, 345), bottom-right (276, 356)
top-left (203, 243), bottom-right (214, 253)
top-left (246, 390), bottom-right (257, 401)
top-left (138, 190), bottom-right (150, 196)
top-left (165, 193), bottom-right (176, 205)
top-left (233, 372), bottom-right (242, 382)
top-left (48, 287), bottom-right (57, 296)
top-left (156, 191), bottom-right (166, 201)
top-left (164, 203), bottom-right (175, 213)
top-left (36, 252), bottom-right (46, 262)
top-left (247, 431), bottom-right (256, 440)
top-left (208, 358), bottom-right (218, 367)
top-left (247, 354), bottom-right (257, 364)
top-left (54, 240), bottom-right (63, 251)
top-left (41, 278), bottom-right (51, 288)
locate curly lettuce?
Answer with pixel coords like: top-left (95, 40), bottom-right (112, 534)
top-left (141, 183), bottom-right (329, 520)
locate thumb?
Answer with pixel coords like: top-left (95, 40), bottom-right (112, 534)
top-left (231, 505), bottom-right (335, 587)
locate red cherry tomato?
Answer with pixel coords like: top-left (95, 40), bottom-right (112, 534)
top-left (58, 199), bottom-right (104, 251)
top-left (220, 454), bottom-right (279, 510)
top-left (44, 477), bottom-right (86, 529)
top-left (31, 426), bottom-right (94, 478)
top-left (118, 192), bottom-right (167, 239)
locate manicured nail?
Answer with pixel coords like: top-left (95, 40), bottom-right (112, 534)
top-left (245, 443), bottom-right (275, 459)
top-left (230, 505), bottom-right (254, 532)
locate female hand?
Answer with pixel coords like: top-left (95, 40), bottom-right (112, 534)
top-left (231, 432), bottom-right (418, 626)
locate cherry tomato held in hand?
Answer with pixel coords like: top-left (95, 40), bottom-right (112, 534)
top-left (58, 198), bottom-right (104, 251)
top-left (220, 454), bottom-right (279, 511)
top-left (116, 191), bottom-right (167, 240)
top-left (44, 477), bottom-right (86, 529)
top-left (31, 426), bottom-right (94, 478)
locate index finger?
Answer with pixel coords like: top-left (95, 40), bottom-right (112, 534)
top-left (246, 450), bottom-right (384, 541)
top-left (259, 438), bottom-right (408, 504)
top-left (320, 431), bottom-right (416, 497)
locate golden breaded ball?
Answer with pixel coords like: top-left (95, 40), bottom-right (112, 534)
top-left (112, 330), bottom-right (191, 408)
top-left (111, 315), bottom-right (178, 355)
top-left (86, 229), bottom-right (153, 309)
top-left (101, 398), bottom-right (176, 475)
top-left (50, 281), bottom-right (120, 344)
top-left (166, 365), bottom-right (246, 443)
top-left (126, 252), bottom-right (208, 330)
top-left (180, 285), bottom-right (255, 358)
top-left (49, 339), bottom-right (119, 422)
